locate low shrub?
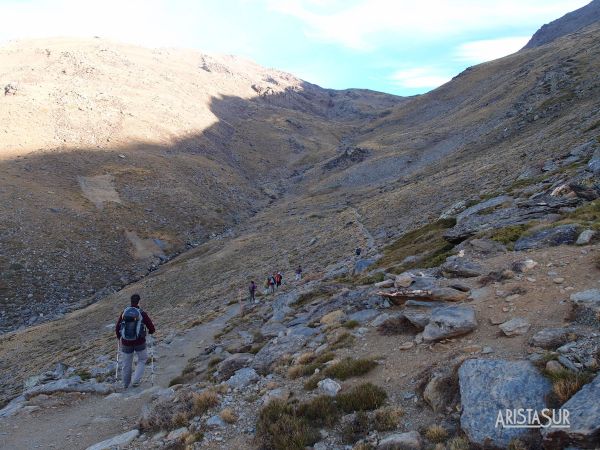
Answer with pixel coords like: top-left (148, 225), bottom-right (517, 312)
top-left (220, 408), bottom-right (237, 424)
top-left (372, 406), bottom-right (403, 431)
top-left (343, 320), bottom-right (360, 329)
top-left (256, 400), bottom-right (321, 450)
top-left (322, 358), bottom-right (377, 380)
top-left (341, 411), bottom-right (370, 444)
top-left (192, 390), bottom-right (220, 416)
top-left (447, 436), bottom-right (470, 450)
top-left (544, 369), bottom-right (594, 405)
top-left (336, 383), bottom-right (387, 413)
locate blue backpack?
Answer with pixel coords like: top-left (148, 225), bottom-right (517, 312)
top-left (120, 307), bottom-right (146, 341)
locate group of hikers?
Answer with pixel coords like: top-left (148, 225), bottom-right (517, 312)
top-left (114, 265), bottom-right (306, 388)
top-left (247, 265), bottom-right (303, 302)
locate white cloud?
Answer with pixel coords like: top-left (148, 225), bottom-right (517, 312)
top-left (455, 36), bottom-right (531, 63)
top-left (267, 0), bottom-right (590, 51)
top-left (389, 67), bottom-right (451, 89)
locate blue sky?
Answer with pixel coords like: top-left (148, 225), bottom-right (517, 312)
top-left (0, 0), bottom-right (591, 95)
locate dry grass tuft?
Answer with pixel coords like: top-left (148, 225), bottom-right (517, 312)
top-left (329, 331), bottom-right (356, 350)
top-left (372, 406), bottom-right (403, 431)
top-left (424, 424), bottom-right (448, 443)
top-left (322, 358), bottom-right (377, 380)
top-left (447, 436), bottom-right (470, 450)
top-left (256, 399), bottom-right (320, 450)
top-left (546, 369), bottom-right (594, 405)
top-left (336, 383), bottom-right (387, 413)
top-left (219, 408), bottom-right (238, 424)
top-left (192, 390), bottom-right (220, 416)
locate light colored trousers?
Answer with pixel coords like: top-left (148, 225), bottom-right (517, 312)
top-left (121, 347), bottom-right (148, 388)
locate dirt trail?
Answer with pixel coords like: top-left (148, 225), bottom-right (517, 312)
top-left (0, 305), bottom-right (238, 450)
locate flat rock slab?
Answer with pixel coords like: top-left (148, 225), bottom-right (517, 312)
top-left (441, 258), bottom-right (484, 278)
top-left (422, 305), bottom-right (477, 342)
top-left (23, 377), bottom-right (114, 400)
top-left (377, 431), bottom-right (423, 450)
top-left (499, 317), bottom-right (531, 337)
top-left (459, 359), bottom-right (551, 448)
top-left (542, 373), bottom-right (600, 449)
top-left (86, 429), bottom-right (139, 450)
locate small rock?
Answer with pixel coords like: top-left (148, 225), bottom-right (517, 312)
top-left (576, 229), bottom-right (595, 245)
top-left (482, 346), bottom-right (494, 354)
top-left (398, 342), bottom-right (414, 350)
top-left (499, 317), bottom-right (530, 337)
top-left (422, 305), bottom-right (477, 342)
top-left (317, 378), bottom-right (341, 396)
top-left (553, 277), bottom-right (565, 284)
top-left (206, 415), bottom-right (226, 428)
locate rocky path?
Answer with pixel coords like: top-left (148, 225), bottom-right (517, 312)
top-left (0, 305), bottom-right (238, 450)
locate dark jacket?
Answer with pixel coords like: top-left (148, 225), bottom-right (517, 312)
top-left (115, 307), bottom-right (155, 347)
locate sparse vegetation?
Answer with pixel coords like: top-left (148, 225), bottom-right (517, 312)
top-left (377, 218), bottom-right (456, 271)
top-left (288, 352), bottom-right (335, 379)
top-left (424, 424), bottom-right (449, 443)
top-left (329, 331), bottom-right (356, 350)
top-left (256, 400), bottom-right (320, 450)
top-left (296, 395), bottom-right (339, 427)
top-left (489, 224), bottom-right (531, 246)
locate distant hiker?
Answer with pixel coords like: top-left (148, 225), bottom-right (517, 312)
top-left (275, 272), bottom-right (282, 288)
top-left (115, 294), bottom-right (155, 389)
top-left (264, 277), bottom-right (271, 295)
top-left (355, 247), bottom-right (362, 257)
top-left (249, 281), bottom-right (257, 302)
top-left (268, 275), bottom-right (276, 293)
top-left (295, 265), bottom-right (302, 281)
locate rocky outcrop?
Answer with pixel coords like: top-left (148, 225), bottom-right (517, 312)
top-left (459, 359), bottom-right (552, 448)
top-left (422, 306), bottom-right (477, 342)
top-left (542, 373), bottom-right (600, 449)
top-left (214, 354), bottom-right (254, 382)
top-left (514, 224), bottom-right (579, 251)
top-left (529, 327), bottom-right (578, 349)
top-left (23, 376), bottom-right (114, 400)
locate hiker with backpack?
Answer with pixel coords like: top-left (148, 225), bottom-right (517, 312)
top-left (275, 272), bottom-right (282, 289)
top-left (295, 265), bottom-right (303, 281)
top-left (115, 294), bottom-right (155, 388)
top-left (268, 275), bottom-right (276, 293)
top-left (249, 280), bottom-right (257, 302)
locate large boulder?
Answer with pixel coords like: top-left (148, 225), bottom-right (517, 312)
top-left (514, 224), bottom-right (579, 251)
top-left (459, 359), bottom-right (551, 448)
top-left (441, 258), bottom-right (484, 278)
top-left (226, 367), bottom-right (260, 388)
top-left (542, 373), bottom-right (600, 449)
top-left (422, 306), bottom-right (477, 342)
top-left (353, 258), bottom-right (376, 274)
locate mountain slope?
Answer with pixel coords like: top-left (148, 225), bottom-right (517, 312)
top-left (523, 0), bottom-right (600, 49)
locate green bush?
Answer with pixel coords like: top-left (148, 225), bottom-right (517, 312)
top-left (336, 383), bottom-right (387, 413)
